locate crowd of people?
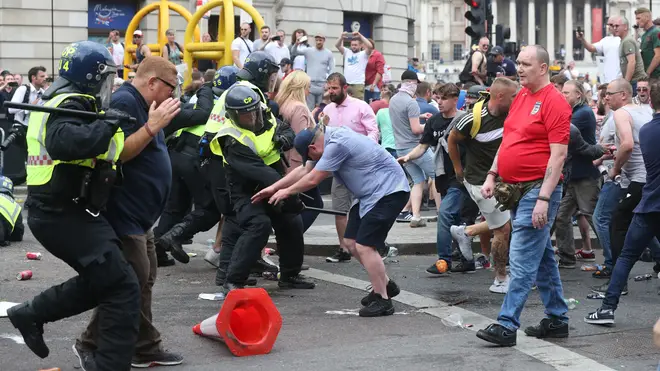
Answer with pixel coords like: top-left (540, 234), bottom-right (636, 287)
top-left (3, 8), bottom-right (660, 370)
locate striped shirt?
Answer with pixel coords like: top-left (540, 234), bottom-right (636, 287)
top-left (454, 102), bottom-right (505, 185)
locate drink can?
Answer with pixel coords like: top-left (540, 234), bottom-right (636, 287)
top-left (26, 252), bottom-right (42, 260)
top-left (16, 270), bottom-right (32, 280)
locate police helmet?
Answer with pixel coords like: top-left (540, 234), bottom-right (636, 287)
top-left (44, 41), bottom-right (117, 108)
top-left (236, 52), bottom-right (280, 93)
top-left (0, 176), bottom-right (14, 197)
top-left (466, 85), bottom-right (488, 99)
top-left (224, 84), bottom-right (263, 132)
top-left (213, 66), bottom-right (239, 97)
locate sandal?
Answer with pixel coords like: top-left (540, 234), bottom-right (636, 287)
top-left (592, 266), bottom-right (612, 279)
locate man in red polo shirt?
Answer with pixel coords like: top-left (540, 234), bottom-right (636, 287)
top-left (476, 45), bottom-right (571, 347)
top-left (364, 38), bottom-right (385, 103)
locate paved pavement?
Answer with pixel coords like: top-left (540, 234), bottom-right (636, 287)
top-left (1, 212), bottom-right (659, 371)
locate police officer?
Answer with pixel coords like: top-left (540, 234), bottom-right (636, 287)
top-left (156, 66), bottom-right (240, 267)
top-left (0, 175), bottom-right (24, 246)
top-left (152, 72), bottom-right (216, 266)
top-left (6, 41), bottom-right (140, 371)
top-left (210, 82), bottom-right (315, 291)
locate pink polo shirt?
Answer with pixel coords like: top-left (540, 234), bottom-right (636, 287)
top-left (322, 95), bottom-right (379, 142)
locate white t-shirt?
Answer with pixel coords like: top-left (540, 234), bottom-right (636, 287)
top-left (264, 43), bottom-right (291, 77)
top-left (291, 44), bottom-right (307, 71)
top-left (594, 36), bottom-right (622, 83)
top-left (111, 41), bottom-right (124, 68)
top-left (231, 37), bottom-right (254, 67)
top-left (343, 49), bottom-right (369, 84)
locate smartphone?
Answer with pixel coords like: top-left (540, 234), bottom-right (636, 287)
top-left (272, 35), bottom-right (281, 41)
top-left (299, 35), bottom-right (307, 43)
top-left (8, 82), bottom-right (18, 88)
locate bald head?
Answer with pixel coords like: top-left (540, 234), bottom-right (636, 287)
top-left (610, 78), bottom-right (633, 96)
top-left (516, 45), bottom-right (551, 91)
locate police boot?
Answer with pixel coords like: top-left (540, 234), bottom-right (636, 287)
top-left (216, 268), bottom-right (257, 287)
top-left (156, 246), bottom-right (175, 267)
top-left (158, 225), bottom-right (189, 264)
top-left (7, 302), bottom-right (49, 358)
top-left (250, 258), bottom-right (279, 275)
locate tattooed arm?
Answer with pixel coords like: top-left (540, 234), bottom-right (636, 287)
top-left (539, 143), bottom-right (568, 198)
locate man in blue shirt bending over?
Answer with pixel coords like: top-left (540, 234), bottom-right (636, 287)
top-left (253, 125), bottom-right (410, 317)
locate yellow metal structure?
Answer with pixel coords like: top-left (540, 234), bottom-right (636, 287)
top-left (123, 0), bottom-right (201, 80)
top-left (183, 0), bottom-right (265, 87)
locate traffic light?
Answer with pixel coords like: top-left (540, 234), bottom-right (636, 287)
top-left (465, 0), bottom-right (486, 45)
top-left (495, 24), bottom-right (511, 47)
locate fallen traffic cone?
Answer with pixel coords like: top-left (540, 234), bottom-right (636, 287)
top-left (192, 288), bottom-right (282, 357)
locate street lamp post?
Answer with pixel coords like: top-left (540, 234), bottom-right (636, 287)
top-left (431, 21), bottom-right (437, 60)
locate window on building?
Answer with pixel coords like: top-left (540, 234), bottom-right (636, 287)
top-left (454, 7), bottom-right (462, 22)
top-left (432, 43), bottom-right (440, 60)
top-left (432, 7), bottom-right (439, 21)
top-left (453, 43), bottom-right (463, 61)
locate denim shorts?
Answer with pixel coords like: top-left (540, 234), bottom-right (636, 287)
top-left (397, 147), bottom-right (435, 185)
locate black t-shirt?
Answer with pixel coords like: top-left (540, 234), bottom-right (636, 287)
top-left (421, 112), bottom-right (466, 194)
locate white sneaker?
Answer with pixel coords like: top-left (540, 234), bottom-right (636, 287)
top-left (204, 249), bottom-right (221, 268)
top-left (489, 276), bottom-right (510, 294)
top-left (450, 225), bottom-right (474, 259)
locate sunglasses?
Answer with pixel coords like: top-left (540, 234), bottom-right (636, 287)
top-left (637, 87), bottom-right (649, 92)
top-left (156, 77), bottom-right (176, 96)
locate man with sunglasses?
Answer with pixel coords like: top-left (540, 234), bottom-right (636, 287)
top-left (633, 77), bottom-right (652, 115)
top-left (577, 17), bottom-right (622, 84)
top-left (610, 16), bottom-right (647, 93)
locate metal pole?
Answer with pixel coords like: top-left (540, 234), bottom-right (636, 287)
top-left (51, 0), bottom-right (55, 76)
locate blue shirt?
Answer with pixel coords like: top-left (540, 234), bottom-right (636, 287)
top-left (415, 97), bottom-right (439, 124)
top-left (500, 58), bottom-right (517, 76)
top-left (313, 126), bottom-right (409, 217)
top-left (103, 83), bottom-right (172, 236)
top-left (570, 103), bottom-right (600, 180)
top-left (636, 113), bottom-right (660, 213)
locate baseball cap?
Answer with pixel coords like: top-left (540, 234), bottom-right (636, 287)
top-left (489, 46), bottom-right (504, 56)
top-left (314, 32), bottom-right (326, 39)
top-left (401, 70), bottom-right (420, 83)
top-left (133, 30), bottom-right (143, 36)
top-left (279, 58), bottom-right (292, 66)
top-left (294, 125), bottom-right (321, 165)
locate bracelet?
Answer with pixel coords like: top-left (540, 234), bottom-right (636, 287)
top-left (538, 196), bottom-right (551, 202)
top-left (487, 170), bottom-right (498, 178)
top-left (144, 123), bottom-right (156, 137)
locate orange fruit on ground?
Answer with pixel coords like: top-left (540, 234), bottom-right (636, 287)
top-left (435, 259), bottom-right (448, 273)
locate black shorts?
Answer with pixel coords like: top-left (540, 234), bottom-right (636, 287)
top-left (344, 191), bottom-right (409, 248)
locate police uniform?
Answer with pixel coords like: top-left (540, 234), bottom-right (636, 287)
top-left (0, 176), bottom-right (24, 245)
top-left (153, 83), bottom-right (218, 265)
top-left (6, 41), bottom-right (140, 371)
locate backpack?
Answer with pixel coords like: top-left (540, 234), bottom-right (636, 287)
top-left (166, 42), bottom-right (183, 56)
top-left (469, 93), bottom-right (490, 139)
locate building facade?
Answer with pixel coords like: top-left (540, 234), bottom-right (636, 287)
top-left (416, 0), bottom-right (660, 63)
top-left (0, 0), bottom-right (417, 82)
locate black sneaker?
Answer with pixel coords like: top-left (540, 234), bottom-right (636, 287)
top-left (476, 323), bottom-right (517, 347)
top-left (131, 351), bottom-right (184, 368)
top-left (6, 302), bottom-right (49, 358)
top-left (278, 275), bottom-right (316, 289)
top-left (396, 211), bottom-right (413, 223)
top-left (325, 249), bottom-right (351, 263)
top-left (72, 343), bottom-right (96, 371)
top-left (157, 254), bottom-right (175, 267)
top-left (558, 260), bottom-right (576, 269)
top-left (251, 258), bottom-right (279, 274)
top-left (426, 259), bottom-right (450, 275)
top-left (361, 280), bottom-right (400, 306)
top-left (158, 238), bottom-right (189, 264)
top-left (524, 318), bottom-right (569, 339)
top-left (584, 308), bottom-right (615, 325)
top-left (358, 294), bottom-right (395, 317)
top-left (215, 270), bottom-right (257, 287)
top-left (591, 281), bottom-right (628, 296)
top-left (592, 266), bottom-right (612, 279)
top-left (450, 259), bottom-right (476, 273)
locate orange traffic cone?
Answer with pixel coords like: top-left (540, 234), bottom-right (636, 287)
top-left (192, 287), bottom-right (282, 357)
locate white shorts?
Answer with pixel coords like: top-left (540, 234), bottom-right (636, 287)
top-left (464, 180), bottom-right (510, 230)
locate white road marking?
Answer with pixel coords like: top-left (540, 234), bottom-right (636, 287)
top-left (305, 268), bottom-right (615, 371)
top-left (0, 333), bottom-right (25, 344)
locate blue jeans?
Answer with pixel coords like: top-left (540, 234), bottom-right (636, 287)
top-left (364, 89), bottom-right (381, 103)
top-left (436, 186), bottom-right (465, 264)
top-left (602, 212), bottom-right (660, 311)
top-left (592, 181), bottom-right (622, 269)
top-left (498, 185), bottom-right (568, 331)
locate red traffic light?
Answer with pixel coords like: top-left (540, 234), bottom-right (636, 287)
top-left (465, 0), bottom-right (480, 8)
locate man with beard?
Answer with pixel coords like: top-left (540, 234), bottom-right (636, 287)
top-left (320, 72), bottom-right (379, 263)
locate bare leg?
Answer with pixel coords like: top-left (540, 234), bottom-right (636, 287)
top-left (465, 221), bottom-right (490, 236)
top-left (349, 238), bottom-right (389, 299)
top-left (491, 222), bottom-right (511, 281)
top-left (335, 215), bottom-right (350, 253)
top-left (212, 216), bottom-right (224, 252)
top-left (410, 183), bottom-right (424, 219)
top-left (577, 215), bottom-right (593, 252)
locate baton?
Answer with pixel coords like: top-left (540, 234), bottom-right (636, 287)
top-left (298, 193), bottom-right (347, 216)
top-left (2, 102), bottom-right (137, 123)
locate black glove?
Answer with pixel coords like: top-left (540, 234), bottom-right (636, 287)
top-left (9, 123), bottom-right (26, 138)
top-left (278, 195), bottom-right (305, 214)
top-left (103, 108), bottom-right (132, 130)
top-left (273, 134), bottom-right (293, 151)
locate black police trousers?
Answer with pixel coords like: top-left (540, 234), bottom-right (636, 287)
top-left (27, 206), bottom-right (140, 371)
top-left (154, 148), bottom-right (219, 244)
top-left (220, 200), bottom-right (305, 284)
top-left (0, 211), bottom-right (24, 246)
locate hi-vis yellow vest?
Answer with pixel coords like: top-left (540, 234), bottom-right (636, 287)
top-left (173, 97), bottom-right (218, 139)
top-left (0, 193), bottom-right (21, 231)
top-left (26, 93), bottom-right (125, 186)
top-left (209, 119), bottom-right (280, 166)
top-left (204, 81), bottom-right (269, 135)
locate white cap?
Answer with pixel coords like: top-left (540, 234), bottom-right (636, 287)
top-left (133, 30), bottom-right (143, 36)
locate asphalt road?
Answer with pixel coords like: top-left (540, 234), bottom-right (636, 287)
top-left (1, 216), bottom-right (659, 371)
